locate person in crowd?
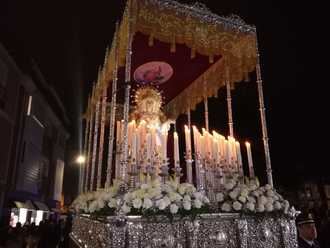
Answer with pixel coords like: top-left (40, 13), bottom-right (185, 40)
top-left (296, 212), bottom-right (321, 248)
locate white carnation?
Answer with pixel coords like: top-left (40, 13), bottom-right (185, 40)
top-left (247, 196), bottom-right (256, 203)
top-left (170, 204), bottom-right (179, 214)
top-left (183, 201), bottom-right (192, 210)
top-left (233, 201), bottom-right (242, 211)
top-left (265, 202), bottom-right (274, 212)
top-left (183, 195), bottom-right (191, 202)
top-left (238, 196), bottom-right (247, 203)
top-left (143, 198), bottom-right (153, 209)
top-left (267, 197), bottom-right (274, 205)
top-left (108, 198), bottom-right (117, 208)
top-left (221, 202), bottom-right (232, 212)
top-left (140, 183), bottom-right (149, 190)
top-left (256, 204), bottom-right (265, 212)
top-left (283, 200), bottom-right (290, 213)
top-left (216, 193), bottom-right (224, 202)
top-left (122, 204), bottom-right (131, 214)
top-left (258, 196), bottom-right (268, 205)
top-left (194, 199), bottom-right (203, 209)
top-left (157, 199), bottom-right (167, 210)
top-left (133, 198), bottom-right (142, 209)
top-left (265, 184), bottom-right (272, 191)
top-left (274, 201), bottom-right (282, 210)
top-left (229, 190), bottom-right (239, 200)
top-left (240, 189), bottom-right (249, 197)
top-left (246, 202), bottom-right (255, 212)
top-left (203, 196), bottom-right (210, 204)
top-left (193, 192), bottom-right (203, 200)
top-left (224, 182), bottom-right (235, 190)
top-left (266, 190), bottom-right (275, 197)
top-left (178, 185), bottom-right (187, 195)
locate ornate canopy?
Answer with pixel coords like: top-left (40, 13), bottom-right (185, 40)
top-left (89, 0), bottom-right (257, 120)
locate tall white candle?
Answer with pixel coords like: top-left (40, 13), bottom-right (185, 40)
top-left (184, 125), bottom-right (192, 157)
top-left (131, 131), bottom-right (137, 161)
top-left (236, 141), bottom-right (243, 175)
top-left (161, 129), bottom-right (167, 160)
top-left (245, 142), bottom-right (255, 178)
top-left (116, 121), bottom-right (121, 146)
top-left (174, 131), bottom-right (180, 167)
top-left (146, 133), bottom-right (152, 162)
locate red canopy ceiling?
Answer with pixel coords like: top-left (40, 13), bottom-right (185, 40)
top-left (115, 32), bottom-right (222, 105)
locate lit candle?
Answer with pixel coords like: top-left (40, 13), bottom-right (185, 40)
top-left (184, 125), bottom-right (192, 158)
top-left (161, 129), bottom-right (167, 160)
top-left (192, 126), bottom-right (200, 155)
top-left (245, 142), bottom-right (255, 178)
top-left (131, 131), bottom-right (137, 162)
top-left (174, 131), bottom-right (180, 167)
top-left (146, 133), bottom-right (152, 163)
top-left (236, 141), bottom-right (243, 176)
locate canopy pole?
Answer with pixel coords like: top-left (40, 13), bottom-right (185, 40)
top-left (187, 108), bottom-right (191, 129)
top-left (85, 92), bottom-right (94, 192)
top-left (90, 84), bottom-right (101, 191)
top-left (256, 40), bottom-right (273, 187)
top-left (105, 24), bottom-right (119, 188)
top-left (225, 67), bottom-right (234, 137)
top-left (121, 4), bottom-right (134, 183)
top-left (97, 85), bottom-right (107, 189)
top-left (81, 97), bottom-right (90, 193)
top-left (203, 79), bottom-right (209, 132)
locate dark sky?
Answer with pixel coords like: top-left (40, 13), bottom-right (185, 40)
top-left (0, 0), bottom-right (327, 197)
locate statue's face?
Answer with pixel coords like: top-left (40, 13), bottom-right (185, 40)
top-left (138, 96), bottom-right (161, 115)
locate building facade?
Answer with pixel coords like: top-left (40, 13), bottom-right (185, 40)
top-left (0, 43), bottom-right (69, 225)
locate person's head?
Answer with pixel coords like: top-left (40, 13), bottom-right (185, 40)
top-left (296, 212), bottom-right (317, 241)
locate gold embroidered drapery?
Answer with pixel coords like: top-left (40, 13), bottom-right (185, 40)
top-left (87, 0), bottom-right (257, 120)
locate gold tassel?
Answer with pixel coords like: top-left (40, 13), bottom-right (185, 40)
top-left (191, 47), bottom-right (196, 59)
top-left (148, 34), bottom-right (154, 47)
top-left (170, 36), bottom-right (176, 53)
top-left (209, 55), bottom-right (214, 63)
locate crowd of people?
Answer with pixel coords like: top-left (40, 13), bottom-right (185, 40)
top-left (0, 215), bottom-right (72, 248)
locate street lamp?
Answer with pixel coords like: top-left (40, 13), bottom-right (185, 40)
top-left (76, 155), bottom-right (86, 194)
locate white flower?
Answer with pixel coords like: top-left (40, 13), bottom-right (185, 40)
top-left (229, 190), bottom-right (239, 200)
top-left (157, 199), bottom-right (167, 210)
top-left (240, 189), bottom-right (249, 197)
top-left (283, 200), bottom-right (290, 213)
top-left (249, 184), bottom-right (258, 191)
top-left (247, 196), bottom-right (256, 203)
top-left (108, 198), bottom-right (117, 208)
top-left (265, 184), bottom-right (272, 191)
top-left (143, 198), bottom-right (153, 209)
top-left (193, 192), bottom-right (203, 200)
top-left (265, 202), bottom-right (274, 212)
top-left (252, 190), bottom-right (260, 197)
top-left (141, 183), bottom-right (149, 190)
top-left (221, 202), bottom-right (232, 212)
top-left (183, 195), bottom-right (191, 202)
top-left (169, 192), bottom-right (182, 202)
top-left (194, 199), bottom-right (203, 209)
top-left (216, 193), bottom-right (224, 202)
top-left (246, 202), bottom-right (255, 212)
top-left (256, 204), bottom-right (265, 212)
top-left (202, 196), bottom-right (210, 204)
top-left (266, 190), bottom-right (274, 197)
top-left (170, 204), bottom-right (179, 214)
top-left (233, 201), bottom-right (242, 211)
top-left (224, 182), bottom-right (235, 190)
top-left (163, 196), bottom-right (171, 207)
top-left (133, 198), bottom-right (142, 209)
top-left (238, 196), bottom-right (247, 203)
top-left (122, 204), bottom-right (131, 214)
top-left (274, 201), bottom-right (282, 210)
top-left (267, 197), bottom-right (274, 205)
top-left (258, 196), bottom-right (268, 205)
top-left (183, 201), bottom-right (191, 210)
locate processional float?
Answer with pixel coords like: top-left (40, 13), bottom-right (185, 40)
top-left (71, 0), bottom-right (298, 247)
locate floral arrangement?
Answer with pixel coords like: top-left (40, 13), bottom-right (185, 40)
top-left (71, 180), bottom-right (122, 215)
top-left (215, 177), bottom-right (290, 215)
top-left (120, 179), bottom-right (210, 218)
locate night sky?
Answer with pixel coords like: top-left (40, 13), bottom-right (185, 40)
top-left (0, 0), bottom-right (326, 199)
